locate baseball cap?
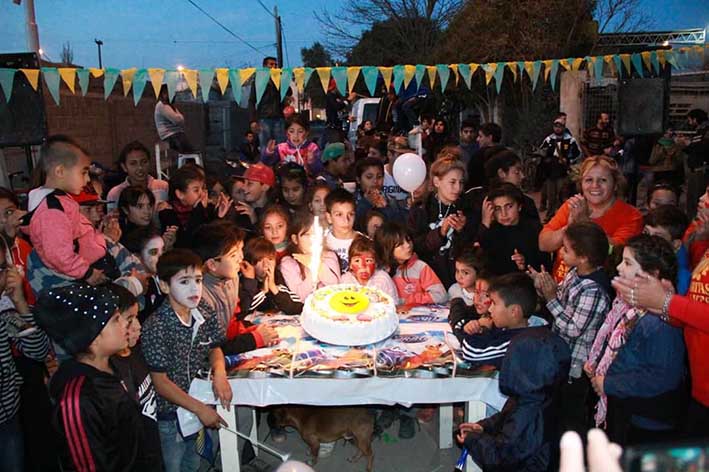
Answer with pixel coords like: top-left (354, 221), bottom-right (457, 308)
top-left (322, 142), bottom-right (346, 162)
top-left (72, 184), bottom-right (107, 205)
top-left (240, 163), bottom-right (275, 187)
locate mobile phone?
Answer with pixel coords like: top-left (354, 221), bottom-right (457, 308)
top-left (623, 439), bottom-right (709, 472)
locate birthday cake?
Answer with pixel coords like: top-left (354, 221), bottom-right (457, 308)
top-left (301, 284), bottom-right (399, 346)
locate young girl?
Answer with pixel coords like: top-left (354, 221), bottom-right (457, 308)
top-left (585, 234), bottom-right (686, 445)
top-left (409, 157), bottom-right (474, 289)
top-left (364, 210), bottom-right (385, 240)
top-left (262, 113), bottom-right (322, 177)
top-left (121, 226), bottom-right (166, 323)
top-left (484, 149), bottom-right (540, 222)
top-left (277, 162), bottom-right (308, 212)
top-left (448, 270), bottom-right (494, 335)
top-left (354, 157), bottom-right (406, 229)
top-left (340, 235), bottom-right (398, 300)
top-left (448, 247), bottom-right (483, 306)
top-left (261, 205), bottom-right (290, 263)
top-left (279, 211), bottom-right (341, 302)
top-left (119, 186), bottom-right (177, 250)
top-left (308, 182), bottom-right (331, 230)
top-left (374, 221), bottom-right (447, 306)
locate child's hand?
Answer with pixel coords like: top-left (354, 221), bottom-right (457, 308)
top-left (463, 320), bottom-right (482, 335)
top-left (590, 375), bottom-right (605, 397)
top-left (530, 265), bottom-right (556, 301)
top-left (163, 226), bottom-right (178, 250)
top-left (86, 269), bottom-right (108, 286)
top-left (239, 260), bottom-right (256, 279)
top-left (156, 201), bottom-right (172, 212)
top-left (216, 193), bottom-right (233, 219)
top-left (101, 216), bottom-right (121, 242)
top-left (196, 403), bottom-right (228, 429)
top-left (365, 189), bottom-right (386, 208)
top-left (439, 216), bottom-right (453, 237)
top-left (5, 209), bottom-right (26, 238)
top-left (292, 253), bottom-right (311, 268)
top-left (449, 211), bottom-right (467, 232)
top-left (583, 361), bottom-right (595, 378)
top-left (481, 197), bottom-right (494, 228)
top-left (511, 249), bottom-right (526, 270)
top-left (235, 201), bottom-right (256, 224)
top-left (456, 422), bottom-right (483, 443)
top-left (211, 371), bottom-right (232, 411)
top-left (4, 267), bottom-right (27, 309)
top-left (478, 316), bottom-right (494, 330)
top-left (256, 324), bottom-right (279, 346)
top-left (266, 139), bottom-right (276, 154)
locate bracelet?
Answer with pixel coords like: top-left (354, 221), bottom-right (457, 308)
top-left (660, 291), bottom-right (673, 322)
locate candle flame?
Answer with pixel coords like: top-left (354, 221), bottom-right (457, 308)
top-left (310, 216), bottom-right (324, 289)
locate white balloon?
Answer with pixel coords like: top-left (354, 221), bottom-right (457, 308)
top-left (276, 460), bottom-right (316, 472)
top-left (392, 152), bottom-right (427, 193)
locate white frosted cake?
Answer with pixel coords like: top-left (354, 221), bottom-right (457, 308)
top-left (301, 284), bottom-right (399, 346)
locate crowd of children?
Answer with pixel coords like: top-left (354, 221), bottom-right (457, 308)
top-left (1, 106), bottom-right (708, 472)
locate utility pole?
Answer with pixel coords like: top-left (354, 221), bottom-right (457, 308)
top-left (24, 0), bottom-right (40, 55)
top-left (95, 39), bottom-right (103, 68)
top-left (273, 5), bottom-right (283, 68)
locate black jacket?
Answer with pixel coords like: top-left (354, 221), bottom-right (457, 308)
top-left (248, 79), bottom-right (284, 121)
top-left (158, 202), bottom-right (217, 248)
top-left (465, 328), bottom-right (570, 471)
top-left (239, 269), bottom-right (303, 316)
top-left (49, 360), bottom-right (160, 471)
top-left (478, 217), bottom-right (549, 276)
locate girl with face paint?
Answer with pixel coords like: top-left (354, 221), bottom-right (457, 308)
top-left (120, 227), bottom-right (167, 323)
top-left (340, 235), bottom-right (398, 301)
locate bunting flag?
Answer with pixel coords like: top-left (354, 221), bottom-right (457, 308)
top-left (132, 69), bottom-right (148, 106)
top-left (665, 50), bottom-right (679, 69)
top-left (594, 56), bottom-right (604, 79)
top-left (315, 66), bottom-right (330, 93)
top-left (483, 63), bottom-right (496, 86)
top-left (293, 67), bottom-right (305, 93)
top-left (621, 54), bottom-right (632, 75)
top-left (403, 64), bottom-right (416, 89)
top-left (392, 65), bottom-right (405, 92)
top-left (506, 62), bottom-right (517, 82)
top-left (280, 68), bottom-right (292, 101)
top-left (346, 66), bottom-right (361, 94)
top-left (414, 64), bottom-right (426, 89)
top-left (493, 63), bottom-right (505, 93)
top-left (650, 51), bottom-right (660, 75)
top-left (269, 67), bottom-right (281, 91)
top-left (330, 66), bottom-right (348, 95)
top-left (516, 61), bottom-right (526, 81)
top-left (437, 64), bottom-right (451, 92)
top-left (641, 51), bottom-right (652, 72)
top-left (631, 53), bottom-right (644, 77)
top-left (361, 66), bottom-right (379, 96)
top-left (148, 68), bottom-right (165, 98)
top-left (549, 60), bottom-right (560, 91)
top-left (254, 68), bottom-right (270, 105)
top-left (449, 64), bottom-right (459, 86)
top-left (42, 67), bottom-right (61, 104)
top-left (229, 69), bottom-right (242, 104)
top-left (379, 67), bottom-right (393, 90)
top-left (543, 60), bottom-right (553, 82)
top-left (612, 55), bottom-right (624, 77)
top-left (120, 68), bottom-right (136, 97)
top-left (104, 68), bottom-right (120, 100)
top-left (239, 67), bottom-right (255, 85)
top-left (182, 69), bottom-right (198, 98)
top-left (76, 68), bottom-right (90, 96)
top-left (20, 68), bottom-right (39, 90)
top-left (89, 68), bottom-right (104, 78)
top-left (58, 68), bottom-right (76, 94)
top-left (215, 68), bottom-right (229, 95)
top-left (426, 66), bottom-right (437, 88)
top-left (0, 69), bottom-right (15, 100)
top-left (657, 50), bottom-right (667, 67)
top-left (572, 57), bottom-right (584, 70)
top-left (165, 70), bottom-right (179, 102)
top-left (531, 61), bottom-right (541, 90)
top-left (458, 63), bottom-right (472, 89)
top-left (199, 69), bottom-right (214, 102)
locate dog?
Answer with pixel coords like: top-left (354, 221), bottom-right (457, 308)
top-left (272, 406), bottom-right (375, 471)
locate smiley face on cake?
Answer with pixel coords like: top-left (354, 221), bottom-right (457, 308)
top-left (329, 290), bottom-right (370, 314)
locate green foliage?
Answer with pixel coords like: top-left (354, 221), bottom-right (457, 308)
top-left (301, 42), bottom-right (334, 68)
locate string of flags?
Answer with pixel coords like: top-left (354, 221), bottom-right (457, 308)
top-left (0, 46), bottom-right (705, 106)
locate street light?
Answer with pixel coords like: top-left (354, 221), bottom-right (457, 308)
top-left (94, 38), bottom-right (103, 68)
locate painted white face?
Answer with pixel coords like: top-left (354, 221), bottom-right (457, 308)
top-left (169, 267), bottom-right (203, 309)
top-left (140, 236), bottom-right (165, 274)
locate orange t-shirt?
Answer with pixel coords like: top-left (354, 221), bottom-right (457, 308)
top-left (542, 199), bottom-right (643, 282)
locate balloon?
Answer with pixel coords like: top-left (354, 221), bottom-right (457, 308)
top-left (276, 460), bottom-right (316, 472)
top-left (392, 153), bottom-right (427, 193)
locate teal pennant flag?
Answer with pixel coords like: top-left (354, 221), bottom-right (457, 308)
top-left (42, 67), bottom-right (61, 105)
top-left (612, 55), bottom-right (623, 78)
top-left (280, 68), bottom-right (292, 101)
top-left (458, 63), bottom-right (472, 89)
top-left (229, 69), bottom-right (242, 105)
top-left (199, 69), bottom-right (214, 103)
top-left (631, 53), bottom-right (644, 77)
top-left (330, 66), bottom-right (347, 96)
top-left (132, 69), bottom-right (148, 105)
top-left (493, 63), bottom-right (504, 93)
top-left (594, 56), bottom-right (604, 80)
top-left (437, 64), bottom-right (451, 92)
top-left (650, 51), bottom-right (660, 75)
top-left (76, 68), bottom-right (90, 96)
top-left (665, 51), bottom-right (679, 70)
top-left (104, 68), bottom-right (120, 100)
top-left (531, 61), bottom-right (541, 91)
top-left (254, 68), bottom-right (270, 107)
top-left (165, 70), bottom-right (179, 102)
top-left (550, 60), bottom-right (560, 91)
top-left (415, 64), bottom-right (426, 89)
top-left (0, 68), bottom-right (15, 102)
top-left (303, 67), bottom-right (314, 89)
top-left (517, 61), bottom-right (526, 81)
top-left (361, 66), bottom-right (379, 96)
top-left (392, 65), bottom-right (405, 93)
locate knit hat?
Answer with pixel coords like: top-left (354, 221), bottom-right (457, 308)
top-left (240, 163), bottom-right (275, 187)
top-left (34, 284), bottom-right (120, 355)
top-left (322, 142), bottom-right (346, 162)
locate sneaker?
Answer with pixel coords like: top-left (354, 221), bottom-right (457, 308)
top-left (270, 427), bottom-right (287, 444)
top-left (318, 441), bottom-right (336, 458)
top-left (398, 415), bottom-right (417, 439)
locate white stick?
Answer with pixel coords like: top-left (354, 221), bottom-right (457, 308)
top-left (222, 426), bottom-right (291, 462)
top-left (310, 215), bottom-right (324, 290)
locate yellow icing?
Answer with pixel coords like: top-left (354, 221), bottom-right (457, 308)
top-left (329, 290), bottom-right (370, 314)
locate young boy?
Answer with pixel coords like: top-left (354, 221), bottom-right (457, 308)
top-left (457, 329), bottom-right (571, 471)
top-left (141, 249), bottom-right (232, 472)
top-left (235, 163), bottom-right (276, 227)
top-left (529, 221), bottom-right (612, 437)
top-left (158, 165), bottom-right (212, 249)
top-left (325, 188), bottom-right (359, 272)
top-left (644, 205), bottom-right (691, 295)
top-left (35, 284), bottom-right (160, 471)
top-left (318, 142), bottom-right (352, 190)
top-left (455, 272), bottom-right (536, 369)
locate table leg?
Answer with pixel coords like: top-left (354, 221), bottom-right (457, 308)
top-left (250, 408), bottom-right (259, 457)
top-left (439, 404), bottom-right (453, 449)
top-left (464, 400), bottom-right (486, 472)
top-left (218, 405), bottom-right (240, 472)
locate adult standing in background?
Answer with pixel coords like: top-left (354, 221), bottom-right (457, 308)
top-left (679, 108), bottom-right (709, 217)
top-left (154, 85), bottom-right (193, 154)
top-left (249, 56), bottom-right (286, 150)
top-left (581, 112), bottom-right (615, 158)
top-left (466, 122), bottom-right (504, 190)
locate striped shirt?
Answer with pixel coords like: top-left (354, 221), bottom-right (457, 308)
top-left (459, 326), bottom-right (529, 369)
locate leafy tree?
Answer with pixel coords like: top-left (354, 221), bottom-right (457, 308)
top-left (301, 42), bottom-right (334, 68)
top-left (61, 41), bottom-right (74, 65)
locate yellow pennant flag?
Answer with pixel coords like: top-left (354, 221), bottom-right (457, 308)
top-left (403, 65), bottom-right (416, 88)
top-left (426, 66), bottom-right (437, 88)
top-left (293, 68), bottom-right (305, 92)
top-left (571, 58), bottom-right (584, 70)
top-left (214, 68), bottom-right (229, 95)
top-left (450, 64), bottom-right (459, 85)
top-left (559, 59), bottom-right (570, 70)
top-left (657, 50), bottom-right (666, 67)
top-left (182, 69), bottom-right (198, 98)
top-left (346, 66), bottom-right (361, 93)
top-left (239, 68), bottom-right (255, 85)
top-left (120, 68), bottom-right (137, 96)
top-left (524, 61), bottom-right (534, 80)
top-left (484, 63), bottom-right (496, 85)
top-left (470, 63), bottom-right (480, 78)
top-left (506, 62), bottom-right (517, 81)
top-left (379, 67), bottom-right (393, 90)
top-left (641, 51), bottom-right (652, 70)
top-left (542, 60), bottom-right (553, 82)
top-left (604, 55), bottom-right (614, 64)
top-left (270, 68), bottom-right (281, 90)
top-left (316, 67), bottom-right (331, 93)
top-left (620, 54), bottom-right (631, 74)
top-left (89, 68), bottom-right (104, 78)
top-left (19, 68), bottom-right (40, 91)
top-left (148, 68), bottom-right (165, 98)
top-left (58, 68), bottom-right (76, 94)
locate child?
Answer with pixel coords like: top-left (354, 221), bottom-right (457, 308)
top-left (262, 113), bottom-right (322, 176)
top-left (307, 182), bottom-right (331, 230)
top-left (448, 247), bottom-right (483, 306)
top-left (36, 284), bottom-right (160, 471)
top-left (280, 211), bottom-right (341, 302)
top-left (457, 328), bottom-right (571, 471)
top-left (318, 142), bottom-right (353, 190)
top-left (119, 185), bottom-right (177, 250)
top-left (106, 140), bottom-right (168, 211)
top-left (261, 205), bottom-right (290, 263)
top-left (325, 188), bottom-right (360, 272)
top-left (484, 149), bottom-right (540, 222)
top-left (240, 236), bottom-right (303, 315)
top-left (141, 249), bottom-right (232, 472)
top-left (109, 284), bottom-right (163, 469)
top-left (374, 221), bottom-right (447, 305)
top-left (479, 183), bottom-right (549, 275)
top-left (353, 157), bottom-right (406, 229)
top-left (239, 130), bottom-right (260, 164)
top-left (647, 182), bottom-right (679, 211)
top-left (235, 163), bottom-right (276, 228)
top-left (340, 235), bottom-right (398, 300)
top-left (0, 187), bottom-right (33, 301)
top-left (644, 205), bottom-right (691, 294)
top-left (121, 226), bottom-right (166, 323)
top-left (277, 162), bottom-right (308, 212)
top-left (585, 235), bottom-right (686, 445)
top-left (448, 269), bottom-right (494, 334)
top-left (453, 272), bottom-right (536, 368)
top-left (364, 209), bottom-right (385, 240)
top-left (529, 221), bottom-right (612, 436)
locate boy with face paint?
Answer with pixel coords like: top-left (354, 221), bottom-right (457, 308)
top-left (141, 249), bottom-right (232, 472)
top-left (121, 227), bottom-right (167, 323)
top-left (340, 235), bottom-right (398, 301)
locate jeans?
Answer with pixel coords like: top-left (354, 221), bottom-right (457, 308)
top-left (259, 117), bottom-right (285, 149)
top-left (158, 419), bottom-right (201, 472)
top-left (0, 415), bottom-right (24, 472)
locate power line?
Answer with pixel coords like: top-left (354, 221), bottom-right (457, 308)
top-left (281, 20), bottom-right (290, 68)
top-left (185, 0), bottom-right (267, 55)
top-left (255, 0), bottom-right (275, 18)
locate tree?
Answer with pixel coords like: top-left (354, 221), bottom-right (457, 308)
top-left (301, 42), bottom-right (334, 68)
top-left (60, 41), bottom-right (74, 65)
top-left (348, 16), bottom-right (441, 65)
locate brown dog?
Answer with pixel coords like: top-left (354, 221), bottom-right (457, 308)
top-left (273, 406), bottom-right (375, 471)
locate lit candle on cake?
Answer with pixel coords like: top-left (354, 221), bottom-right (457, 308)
top-left (310, 215), bottom-right (324, 290)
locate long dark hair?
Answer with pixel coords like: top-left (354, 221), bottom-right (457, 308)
top-left (374, 221), bottom-right (412, 278)
top-left (286, 210), bottom-right (315, 280)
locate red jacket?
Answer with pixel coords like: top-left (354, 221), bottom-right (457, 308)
top-left (671, 294), bottom-right (709, 406)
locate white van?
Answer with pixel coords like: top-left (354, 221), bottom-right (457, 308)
top-left (347, 97), bottom-right (381, 145)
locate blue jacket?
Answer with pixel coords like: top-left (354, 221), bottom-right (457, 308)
top-left (465, 328), bottom-right (570, 471)
top-left (677, 244), bottom-right (691, 295)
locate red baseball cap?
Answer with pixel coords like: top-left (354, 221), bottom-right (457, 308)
top-left (240, 163), bottom-right (275, 187)
top-left (71, 185), bottom-right (106, 205)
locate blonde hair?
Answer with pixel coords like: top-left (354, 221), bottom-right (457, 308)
top-left (577, 155), bottom-right (626, 197)
top-left (430, 156), bottom-right (466, 181)
top-left (436, 145), bottom-right (463, 162)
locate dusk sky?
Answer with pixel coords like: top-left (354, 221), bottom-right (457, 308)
top-left (1, 0), bottom-right (708, 70)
